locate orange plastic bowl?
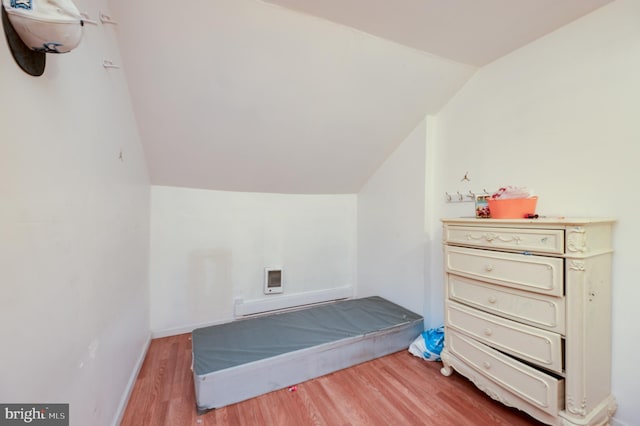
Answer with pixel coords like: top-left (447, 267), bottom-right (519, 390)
top-left (487, 196), bottom-right (538, 219)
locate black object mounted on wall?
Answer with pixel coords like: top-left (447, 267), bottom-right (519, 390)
top-left (1, 6), bottom-right (45, 76)
top-left (2, 0), bottom-right (84, 77)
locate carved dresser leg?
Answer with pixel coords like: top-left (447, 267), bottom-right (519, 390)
top-left (440, 350), bottom-right (454, 376)
top-left (440, 364), bottom-right (453, 377)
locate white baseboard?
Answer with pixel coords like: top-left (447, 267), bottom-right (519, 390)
top-left (234, 286), bottom-right (353, 317)
top-left (151, 318), bottom-right (232, 339)
top-left (111, 334), bottom-right (152, 426)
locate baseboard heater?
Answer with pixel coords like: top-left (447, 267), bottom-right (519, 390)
top-left (233, 286), bottom-right (353, 317)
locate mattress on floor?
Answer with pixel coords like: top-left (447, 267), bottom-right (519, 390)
top-left (192, 295), bottom-right (423, 410)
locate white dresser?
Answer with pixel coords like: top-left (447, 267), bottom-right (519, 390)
top-left (440, 218), bottom-right (616, 426)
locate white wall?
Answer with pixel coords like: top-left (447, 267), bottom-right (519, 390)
top-left (357, 118), bottom-right (427, 318)
top-left (431, 1), bottom-right (640, 424)
top-left (149, 186), bottom-right (357, 333)
top-left (0, 1), bottom-right (150, 425)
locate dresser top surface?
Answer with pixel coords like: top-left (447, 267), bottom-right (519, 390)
top-left (442, 217), bottom-right (616, 227)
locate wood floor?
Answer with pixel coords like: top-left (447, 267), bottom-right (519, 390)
top-left (120, 333), bottom-right (544, 426)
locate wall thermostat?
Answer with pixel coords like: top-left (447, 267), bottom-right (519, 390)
top-left (264, 268), bottom-right (283, 294)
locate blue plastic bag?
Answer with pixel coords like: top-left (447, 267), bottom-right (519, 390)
top-left (408, 326), bottom-right (444, 361)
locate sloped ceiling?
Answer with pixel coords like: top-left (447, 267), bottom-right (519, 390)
top-left (111, 0), bottom-right (612, 194)
top-left (263, 0), bottom-right (614, 67)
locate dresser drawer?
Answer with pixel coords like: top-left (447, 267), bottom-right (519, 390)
top-left (446, 301), bottom-right (563, 374)
top-left (446, 328), bottom-right (564, 416)
top-left (445, 246), bottom-right (564, 296)
top-left (444, 225), bottom-right (564, 255)
top-left (447, 274), bottom-right (565, 334)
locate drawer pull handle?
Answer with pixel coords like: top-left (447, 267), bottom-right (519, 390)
top-left (488, 296), bottom-right (497, 304)
top-left (483, 328), bottom-right (493, 336)
top-left (483, 361), bottom-right (491, 369)
top-left (485, 264), bottom-right (494, 272)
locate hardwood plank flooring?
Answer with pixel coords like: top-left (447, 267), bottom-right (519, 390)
top-left (120, 333), bottom-right (544, 425)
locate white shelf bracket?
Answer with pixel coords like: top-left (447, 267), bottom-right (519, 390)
top-left (103, 60), bottom-right (120, 69)
top-left (100, 11), bottom-right (118, 25)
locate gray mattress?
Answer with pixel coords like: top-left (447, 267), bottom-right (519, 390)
top-left (192, 296), bottom-right (423, 410)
